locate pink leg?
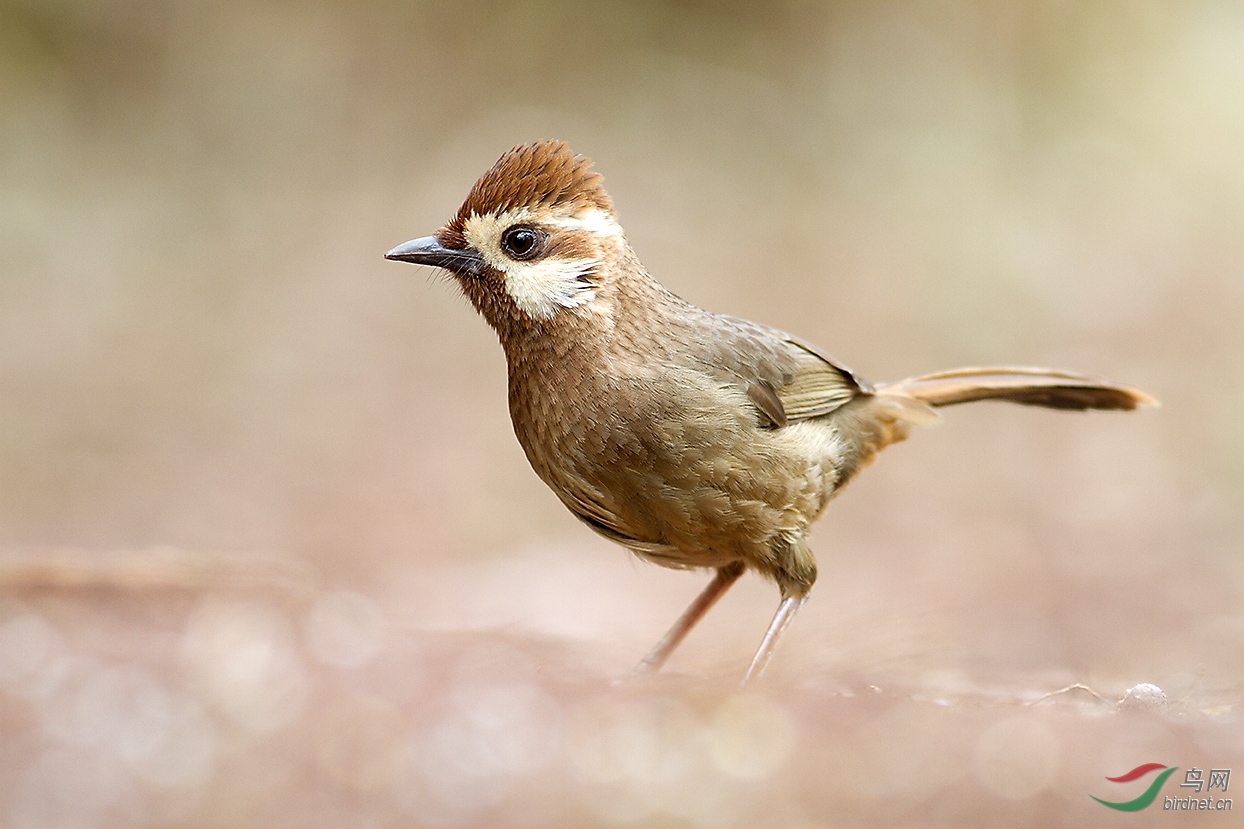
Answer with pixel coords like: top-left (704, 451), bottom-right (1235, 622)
top-left (633, 562), bottom-right (745, 674)
top-left (742, 593), bottom-right (808, 684)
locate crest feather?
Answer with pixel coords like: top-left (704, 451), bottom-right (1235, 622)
top-left (441, 141), bottom-right (614, 246)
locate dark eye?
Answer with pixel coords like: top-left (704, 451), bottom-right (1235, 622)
top-left (500, 226), bottom-right (543, 260)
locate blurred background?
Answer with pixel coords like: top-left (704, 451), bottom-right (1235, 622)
top-left (1, 0), bottom-right (1242, 826)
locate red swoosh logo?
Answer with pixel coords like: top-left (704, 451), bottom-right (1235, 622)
top-left (1106, 763), bottom-right (1167, 782)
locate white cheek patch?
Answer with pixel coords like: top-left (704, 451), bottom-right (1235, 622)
top-left (462, 208), bottom-right (609, 321)
top-left (502, 257), bottom-right (600, 320)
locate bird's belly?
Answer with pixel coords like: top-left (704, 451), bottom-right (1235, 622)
top-left (519, 403), bottom-right (849, 568)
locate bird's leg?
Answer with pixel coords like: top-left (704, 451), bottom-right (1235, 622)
top-left (742, 592), bottom-right (808, 684)
top-left (633, 561), bottom-right (745, 674)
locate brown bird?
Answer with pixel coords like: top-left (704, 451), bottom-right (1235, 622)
top-left (386, 141), bottom-right (1155, 682)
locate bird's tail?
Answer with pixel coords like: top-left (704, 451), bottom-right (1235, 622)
top-left (875, 366), bottom-right (1157, 411)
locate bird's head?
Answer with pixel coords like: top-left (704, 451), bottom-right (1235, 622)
top-left (386, 141), bottom-right (631, 334)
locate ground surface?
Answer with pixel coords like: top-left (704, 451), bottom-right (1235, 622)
top-left (0, 546), bottom-right (1240, 828)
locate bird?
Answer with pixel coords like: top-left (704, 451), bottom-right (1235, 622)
top-left (385, 140), bottom-right (1155, 683)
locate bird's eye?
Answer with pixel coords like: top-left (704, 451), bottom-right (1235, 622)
top-left (501, 226), bottom-right (544, 260)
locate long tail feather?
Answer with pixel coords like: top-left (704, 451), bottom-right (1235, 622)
top-left (876, 367), bottom-right (1157, 411)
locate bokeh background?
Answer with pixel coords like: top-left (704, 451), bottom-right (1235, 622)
top-left (2, 1), bottom-right (1243, 826)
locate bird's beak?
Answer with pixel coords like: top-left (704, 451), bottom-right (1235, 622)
top-left (384, 235), bottom-right (484, 275)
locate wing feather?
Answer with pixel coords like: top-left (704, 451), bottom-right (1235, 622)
top-left (775, 342), bottom-right (864, 421)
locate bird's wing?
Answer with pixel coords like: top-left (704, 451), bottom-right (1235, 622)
top-left (709, 316), bottom-right (870, 427)
top-left (772, 336), bottom-right (871, 423)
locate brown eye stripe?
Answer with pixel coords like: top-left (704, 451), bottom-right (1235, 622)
top-left (542, 230), bottom-right (598, 261)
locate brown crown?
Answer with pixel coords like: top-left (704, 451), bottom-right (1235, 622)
top-left (440, 141), bottom-right (614, 246)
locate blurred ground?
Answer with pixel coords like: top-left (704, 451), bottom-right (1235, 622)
top-left (2, 1), bottom-right (1243, 827)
